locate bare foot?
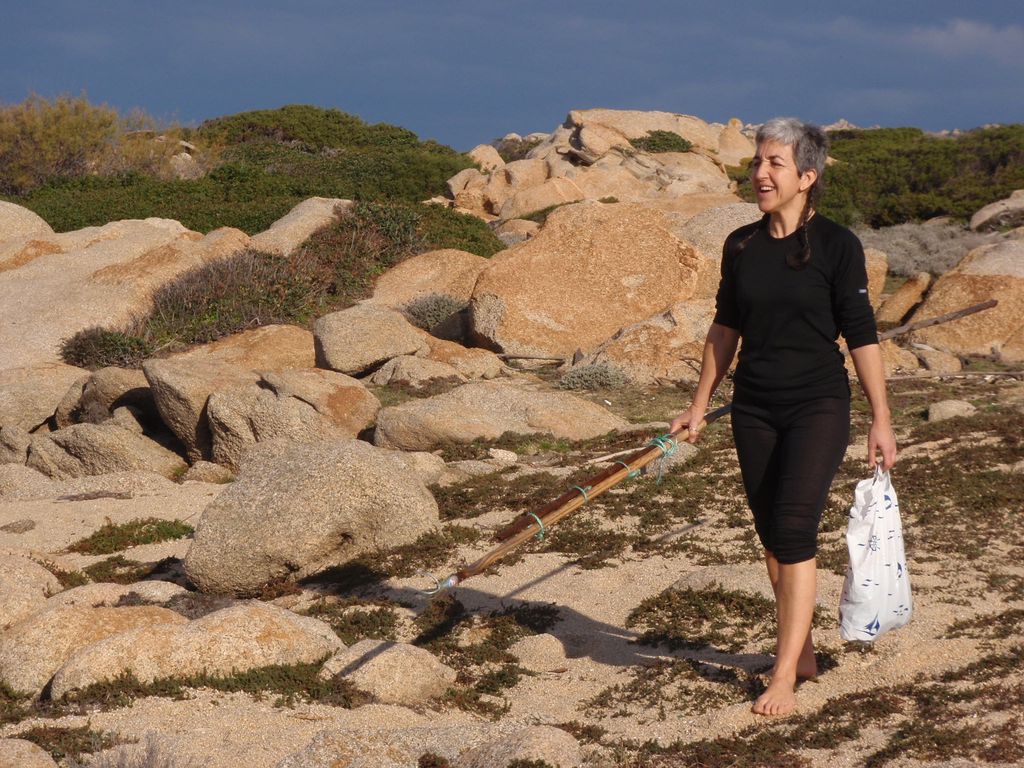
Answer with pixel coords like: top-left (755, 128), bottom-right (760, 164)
top-left (752, 675), bottom-right (797, 716)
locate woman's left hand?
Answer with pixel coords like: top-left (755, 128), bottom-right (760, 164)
top-left (868, 418), bottom-right (898, 471)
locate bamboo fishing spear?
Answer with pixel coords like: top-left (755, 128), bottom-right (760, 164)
top-left (421, 299), bottom-right (998, 595)
top-left (422, 403), bottom-right (732, 594)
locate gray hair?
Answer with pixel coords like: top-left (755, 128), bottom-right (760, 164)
top-left (755, 117), bottom-right (829, 198)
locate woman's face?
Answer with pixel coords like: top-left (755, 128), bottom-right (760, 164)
top-left (750, 139), bottom-right (816, 217)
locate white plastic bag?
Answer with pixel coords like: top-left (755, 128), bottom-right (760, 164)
top-left (838, 467), bottom-right (913, 641)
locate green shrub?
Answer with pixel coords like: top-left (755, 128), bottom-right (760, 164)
top-left (61, 327), bottom-right (154, 370)
top-left (0, 94), bottom-right (118, 195)
top-left (196, 104), bottom-right (453, 154)
top-left (559, 363), bottom-right (630, 390)
top-left (416, 203), bottom-right (504, 257)
top-left (823, 125), bottom-right (1024, 227)
top-left (629, 130), bottom-right (693, 153)
top-left (404, 294), bottom-right (465, 330)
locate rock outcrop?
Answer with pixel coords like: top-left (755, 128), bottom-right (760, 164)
top-left (369, 248), bottom-right (488, 310)
top-left (248, 197), bottom-right (352, 256)
top-left (970, 189), bottom-right (1024, 232)
top-left (0, 214), bottom-right (249, 370)
top-left (0, 363), bottom-right (87, 431)
top-left (909, 240), bottom-right (1024, 363)
top-left (0, 604), bottom-right (187, 695)
top-left (314, 304), bottom-right (429, 375)
top-left (25, 422), bottom-right (187, 480)
top-left (373, 380), bottom-right (629, 451)
top-left (0, 555), bottom-right (61, 630)
top-left (443, 109), bottom-right (747, 223)
top-left (49, 602), bottom-right (342, 699)
top-left (469, 202), bottom-right (700, 357)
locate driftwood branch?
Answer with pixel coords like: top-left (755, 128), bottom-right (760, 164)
top-left (498, 354), bottom-right (565, 363)
top-left (889, 370), bottom-right (1023, 380)
top-left (878, 299), bottom-right (998, 342)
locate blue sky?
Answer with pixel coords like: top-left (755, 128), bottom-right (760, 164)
top-left (2, 1), bottom-right (1022, 150)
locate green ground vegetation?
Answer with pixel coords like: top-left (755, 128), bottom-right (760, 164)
top-left (1, 99), bottom-right (476, 233)
top-left (67, 518), bottom-right (193, 555)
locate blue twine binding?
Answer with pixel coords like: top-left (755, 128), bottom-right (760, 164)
top-left (527, 512), bottom-right (546, 540)
top-left (614, 460), bottom-right (640, 479)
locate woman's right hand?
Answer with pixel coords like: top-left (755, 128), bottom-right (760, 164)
top-left (669, 405), bottom-right (706, 444)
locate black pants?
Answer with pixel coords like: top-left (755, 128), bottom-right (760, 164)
top-left (731, 396), bottom-right (850, 564)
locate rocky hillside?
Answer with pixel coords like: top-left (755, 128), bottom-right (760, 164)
top-left (0, 106), bottom-right (1022, 767)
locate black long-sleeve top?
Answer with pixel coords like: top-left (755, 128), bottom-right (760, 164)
top-left (713, 213), bottom-right (878, 404)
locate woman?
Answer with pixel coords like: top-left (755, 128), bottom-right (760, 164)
top-left (670, 117), bottom-right (897, 716)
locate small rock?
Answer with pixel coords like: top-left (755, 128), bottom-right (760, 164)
top-left (510, 633), bottom-right (568, 672)
top-left (180, 461), bottom-right (235, 484)
top-left (928, 400), bottom-right (977, 422)
top-left (320, 639), bottom-right (456, 706)
top-left (455, 725), bottom-right (583, 768)
top-left (487, 448), bottom-right (518, 466)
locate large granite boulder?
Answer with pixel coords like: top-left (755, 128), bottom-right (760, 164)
top-left (206, 369), bottom-right (380, 470)
top-left (0, 201), bottom-right (53, 240)
top-left (373, 380), bottom-right (629, 451)
top-left (469, 202), bottom-right (700, 357)
top-left (909, 240), bottom-right (1024, 363)
top-left (54, 366), bottom-right (152, 428)
top-left (876, 272), bottom-right (931, 325)
top-left (314, 304), bottom-right (429, 375)
top-left (25, 422), bottom-right (187, 480)
top-left (970, 189), bottom-right (1024, 232)
top-left (184, 439), bottom-right (439, 595)
top-left (580, 299), bottom-right (717, 385)
top-left (368, 248), bottom-right (488, 309)
top-left (667, 202), bottom-right (762, 299)
top-left (49, 602), bottom-right (342, 699)
top-left (144, 325), bottom-right (318, 461)
top-left (417, 334), bottom-right (505, 380)
top-left (248, 197), bottom-right (353, 256)
top-left (0, 605), bottom-right (187, 695)
top-left (0, 363), bottom-right (88, 431)
top-left (0, 555), bottom-right (61, 631)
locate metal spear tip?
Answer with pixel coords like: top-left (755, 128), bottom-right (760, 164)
top-left (418, 570), bottom-right (459, 596)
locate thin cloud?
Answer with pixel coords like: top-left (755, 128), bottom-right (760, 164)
top-left (903, 19), bottom-right (1024, 66)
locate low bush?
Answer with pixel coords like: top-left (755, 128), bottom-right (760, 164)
top-left (559, 363), bottom-right (630, 390)
top-left (854, 220), bottom-right (1002, 276)
top-left (404, 294), bottom-right (465, 330)
top-left (0, 94), bottom-right (119, 195)
top-left (629, 130), bottom-right (693, 153)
